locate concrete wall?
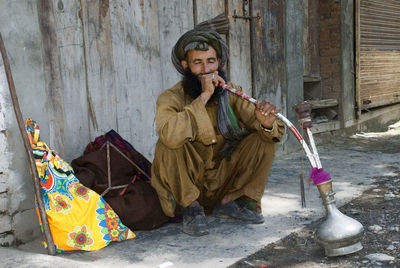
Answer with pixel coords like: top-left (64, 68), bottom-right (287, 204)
top-left (0, 0), bottom-right (45, 246)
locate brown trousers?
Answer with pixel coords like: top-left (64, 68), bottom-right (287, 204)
top-left (151, 132), bottom-right (276, 217)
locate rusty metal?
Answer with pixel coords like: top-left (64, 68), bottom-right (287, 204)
top-left (228, 0), bottom-right (260, 21)
top-left (0, 32), bottom-right (56, 255)
top-left (357, 0), bottom-right (400, 110)
top-left (228, 9), bottom-right (261, 21)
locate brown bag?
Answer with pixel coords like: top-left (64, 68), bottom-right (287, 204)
top-left (71, 143), bottom-right (168, 230)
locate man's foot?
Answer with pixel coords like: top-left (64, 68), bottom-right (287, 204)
top-left (182, 205), bottom-right (209, 236)
top-left (213, 199), bottom-right (264, 224)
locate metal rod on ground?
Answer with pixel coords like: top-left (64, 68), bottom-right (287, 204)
top-left (0, 33), bottom-right (56, 255)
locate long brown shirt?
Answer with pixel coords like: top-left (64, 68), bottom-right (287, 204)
top-left (156, 81), bottom-right (284, 155)
top-left (152, 81), bottom-right (285, 216)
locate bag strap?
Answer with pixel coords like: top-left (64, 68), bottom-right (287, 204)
top-left (119, 171), bottom-right (141, 196)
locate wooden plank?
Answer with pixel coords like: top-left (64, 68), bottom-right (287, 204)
top-left (308, 99), bottom-right (338, 109)
top-left (50, 0), bottom-right (91, 161)
top-left (80, 0), bottom-right (118, 141)
top-left (355, 0), bottom-right (361, 116)
top-left (194, 0), bottom-right (225, 24)
top-left (362, 93), bottom-right (400, 109)
top-left (227, 0), bottom-right (252, 95)
top-left (110, 0), bottom-right (162, 159)
top-left (251, 0), bottom-right (286, 107)
top-left (302, 0), bottom-right (320, 78)
top-left (37, 0), bottom-right (66, 156)
top-left (339, 0), bottom-right (356, 128)
top-left (311, 120), bottom-right (340, 134)
top-left (157, 0), bottom-right (194, 90)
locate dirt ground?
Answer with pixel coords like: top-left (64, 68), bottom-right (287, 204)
top-left (230, 126), bottom-right (400, 268)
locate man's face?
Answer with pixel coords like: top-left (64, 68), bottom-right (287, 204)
top-left (180, 46), bottom-right (221, 78)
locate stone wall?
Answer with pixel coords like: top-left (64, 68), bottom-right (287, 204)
top-left (0, 61), bottom-right (13, 246)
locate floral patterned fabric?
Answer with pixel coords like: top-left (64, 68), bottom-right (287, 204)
top-left (25, 118), bottom-right (135, 252)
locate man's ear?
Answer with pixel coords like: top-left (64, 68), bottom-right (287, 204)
top-left (218, 58), bottom-right (222, 68)
top-left (181, 60), bottom-right (188, 70)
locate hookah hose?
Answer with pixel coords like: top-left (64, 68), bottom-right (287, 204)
top-left (220, 83), bottom-right (318, 168)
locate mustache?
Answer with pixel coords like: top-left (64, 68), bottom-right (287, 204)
top-left (182, 68), bottom-right (227, 101)
top-left (196, 72), bottom-right (215, 79)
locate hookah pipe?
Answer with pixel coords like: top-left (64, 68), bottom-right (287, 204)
top-left (220, 84), bottom-right (318, 168)
top-left (220, 83), bottom-right (364, 257)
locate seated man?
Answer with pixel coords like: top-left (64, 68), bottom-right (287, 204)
top-left (151, 28), bottom-right (285, 236)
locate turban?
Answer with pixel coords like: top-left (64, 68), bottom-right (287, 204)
top-left (171, 29), bottom-right (228, 75)
top-left (171, 25), bottom-right (249, 160)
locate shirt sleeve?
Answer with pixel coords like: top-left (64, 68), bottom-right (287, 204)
top-left (156, 90), bottom-right (217, 149)
top-left (228, 82), bottom-right (285, 143)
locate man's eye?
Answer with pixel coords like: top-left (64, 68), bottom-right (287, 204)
top-left (208, 59), bottom-right (216, 63)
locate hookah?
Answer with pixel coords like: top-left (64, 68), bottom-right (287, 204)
top-left (221, 83), bottom-right (364, 257)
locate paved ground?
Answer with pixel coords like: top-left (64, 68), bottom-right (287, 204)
top-left (1, 123), bottom-right (400, 267)
top-left (231, 170), bottom-right (400, 268)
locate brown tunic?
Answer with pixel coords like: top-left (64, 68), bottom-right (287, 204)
top-left (151, 81), bottom-right (285, 217)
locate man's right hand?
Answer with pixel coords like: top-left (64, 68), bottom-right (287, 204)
top-left (199, 71), bottom-right (225, 105)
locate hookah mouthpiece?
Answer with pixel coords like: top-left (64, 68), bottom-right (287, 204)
top-left (293, 102), bottom-right (312, 129)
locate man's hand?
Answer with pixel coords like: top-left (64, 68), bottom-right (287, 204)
top-left (255, 101), bottom-right (280, 129)
top-left (199, 71), bottom-right (225, 105)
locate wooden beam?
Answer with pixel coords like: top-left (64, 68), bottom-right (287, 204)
top-left (307, 99), bottom-right (339, 109)
top-left (355, 0), bottom-right (361, 119)
top-left (0, 33), bottom-right (56, 255)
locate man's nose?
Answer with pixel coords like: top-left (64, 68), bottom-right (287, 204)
top-left (202, 63), bottom-right (211, 74)
top-left (200, 63), bottom-right (207, 73)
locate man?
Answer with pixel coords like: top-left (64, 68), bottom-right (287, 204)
top-left (151, 29), bottom-right (285, 236)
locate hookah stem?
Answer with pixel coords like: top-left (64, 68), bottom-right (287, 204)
top-left (306, 128), bottom-right (322, 168)
top-left (221, 83), bottom-right (317, 168)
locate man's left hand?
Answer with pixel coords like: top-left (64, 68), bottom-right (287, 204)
top-left (255, 101), bottom-right (280, 129)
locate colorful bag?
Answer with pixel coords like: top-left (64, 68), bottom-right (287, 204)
top-left (25, 118), bottom-right (135, 252)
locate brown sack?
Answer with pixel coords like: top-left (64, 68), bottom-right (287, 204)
top-left (71, 145), bottom-right (168, 230)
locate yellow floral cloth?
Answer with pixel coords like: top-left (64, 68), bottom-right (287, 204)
top-left (26, 118), bottom-right (135, 252)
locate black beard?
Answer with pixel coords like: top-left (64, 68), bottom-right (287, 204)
top-left (182, 68), bottom-right (227, 103)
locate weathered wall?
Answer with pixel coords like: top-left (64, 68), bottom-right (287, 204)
top-left (0, 58), bottom-right (15, 246)
top-left (319, 0), bottom-right (341, 101)
top-left (0, 0), bottom-right (295, 246)
top-left (283, 0), bottom-right (304, 154)
top-left (0, 0), bottom-right (46, 246)
top-left (340, 0), bottom-right (356, 127)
